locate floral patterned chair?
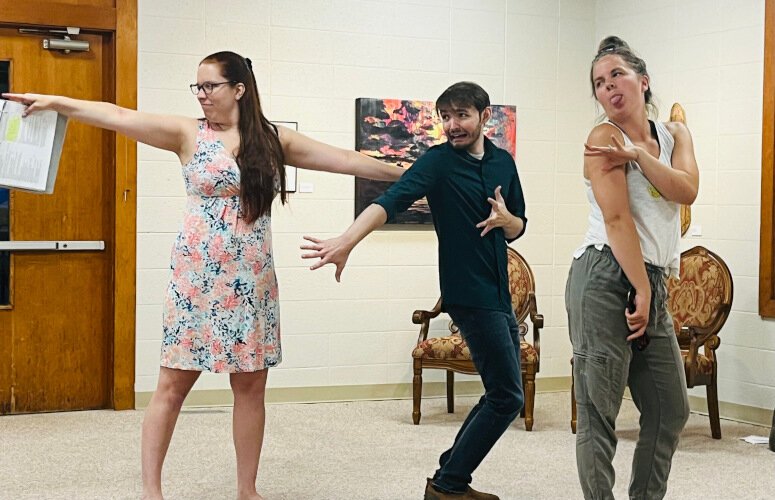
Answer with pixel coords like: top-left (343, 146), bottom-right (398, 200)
top-left (570, 246), bottom-right (733, 439)
top-left (665, 245), bottom-right (733, 438)
top-left (411, 247), bottom-right (543, 430)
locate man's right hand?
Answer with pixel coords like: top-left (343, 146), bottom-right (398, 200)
top-left (300, 234), bottom-right (353, 282)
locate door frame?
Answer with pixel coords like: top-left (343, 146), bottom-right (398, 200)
top-left (0, 0), bottom-right (137, 410)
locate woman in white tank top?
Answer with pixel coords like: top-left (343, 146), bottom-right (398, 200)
top-left (565, 36), bottom-right (700, 500)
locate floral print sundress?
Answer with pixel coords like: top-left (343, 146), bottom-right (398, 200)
top-left (160, 119), bottom-right (281, 372)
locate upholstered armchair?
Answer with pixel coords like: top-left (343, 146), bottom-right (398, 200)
top-left (411, 247), bottom-right (543, 430)
top-left (570, 246), bottom-right (733, 439)
top-left (665, 245), bottom-right (733, 438)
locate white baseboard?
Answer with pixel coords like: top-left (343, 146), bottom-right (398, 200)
top-left (135, 376), bottom-right (571, 409)
top-left (135, 377), bottom-right (773, 428)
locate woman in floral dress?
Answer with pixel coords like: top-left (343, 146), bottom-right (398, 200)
top-left (3, 51), bottom-right (403, 500)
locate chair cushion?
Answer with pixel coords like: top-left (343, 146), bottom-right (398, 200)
top-left (412, 334), bottom-right (538, 365)
top-left (681, 350), bottom-right (714, 375)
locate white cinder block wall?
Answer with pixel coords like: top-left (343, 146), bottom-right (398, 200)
top-left (135, 0), bottom-right (773, 414)
top-left (135, 0), bottom-right (594, 395)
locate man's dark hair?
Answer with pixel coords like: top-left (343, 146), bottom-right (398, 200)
top-left (435, 81), bottom-right (490, 114)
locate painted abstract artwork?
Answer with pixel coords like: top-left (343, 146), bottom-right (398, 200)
top-left (354, 98), bottom-right (517, 225)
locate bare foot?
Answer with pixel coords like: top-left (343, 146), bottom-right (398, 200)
top-left (236, 492), bottom-right (264, 500)
top-left (141, 493), bottom-right (164, 500)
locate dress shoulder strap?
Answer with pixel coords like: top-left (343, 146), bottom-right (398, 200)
top-left (197, 119), bottom-right (216, 142)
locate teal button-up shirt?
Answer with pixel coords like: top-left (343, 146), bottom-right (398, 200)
top-left (373, 137), bottom-right (527, 312)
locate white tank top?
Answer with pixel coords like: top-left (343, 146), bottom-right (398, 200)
top-left (573, 120), bottom-right (681, 277)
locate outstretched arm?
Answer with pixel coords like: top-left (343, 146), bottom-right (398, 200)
top-left (278, 126), bottom-right (404, 181)
top-left (302, 151), bottom-right (440, 281)
top-left (584, 122), bottom-right (699, 204)
top-left (586, 125), bottom-right (650, 340)
top-left (1, 93), bottom-right (194, 159)
top-left (301, 204), bottom-right (388, 282)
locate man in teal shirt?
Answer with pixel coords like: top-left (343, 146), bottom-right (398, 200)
top-left (302, 82), bottom-right (527, 500)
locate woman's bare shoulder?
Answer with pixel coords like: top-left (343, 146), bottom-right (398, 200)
top-left (587, 121), bottom-right (624, 145)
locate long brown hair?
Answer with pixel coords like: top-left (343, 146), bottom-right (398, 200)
top-left (200, 51), bottom-right (286, 223)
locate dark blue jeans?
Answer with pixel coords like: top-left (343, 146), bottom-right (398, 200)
top-left (432, 305), bottom-right (524, 493)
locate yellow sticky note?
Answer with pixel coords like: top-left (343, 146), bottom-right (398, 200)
top-left (5, 116), bottom-right (20, 141)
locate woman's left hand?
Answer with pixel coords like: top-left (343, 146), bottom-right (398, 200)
top-left (584, 134), bottom-right (639, 170)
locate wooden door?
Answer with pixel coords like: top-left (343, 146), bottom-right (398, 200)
top-left (0, 27), bottom-right (114, 414)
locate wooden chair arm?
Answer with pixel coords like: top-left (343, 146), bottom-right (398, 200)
top-left (413, 298), bottom-right (442, 344)
top-left (683, 325), bottom-right (715, 349)
top-left (412, 298), bottom-right (442, 325)
top-left (528, 293), bottom-right (544, 329)
top-left (683, 325), bottom-right (702, 387)
top-left (682, 324), bottom-right (721, 388)
top-left (680, 302), bottom-right (730, 352)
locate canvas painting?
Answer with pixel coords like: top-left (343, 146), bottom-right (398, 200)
top-left (354, 98), bottom-right (517, 225)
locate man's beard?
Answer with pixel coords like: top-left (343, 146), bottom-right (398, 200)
top-left (449, 123), bottom-right (484, 150)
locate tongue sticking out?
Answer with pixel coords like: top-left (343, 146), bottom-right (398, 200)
top-left (611, 95), bottom-right (623, 105)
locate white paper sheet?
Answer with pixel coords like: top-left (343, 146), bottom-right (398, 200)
top-left (0, 99), bottom-right (68, 193)
top-left (740, 435), bottom-right (771, 445)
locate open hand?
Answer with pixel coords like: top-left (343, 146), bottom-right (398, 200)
top-left (300, 235), bottom-right (353, 282)
top-left (584, 134), bottom-right (638, 171)
top-left (1, 93), bottom-right (56, 117)
top-left (476, 185), bottom-right (510, 237)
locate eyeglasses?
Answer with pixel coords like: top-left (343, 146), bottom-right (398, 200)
top-left (189, 80), bottom-right (237, 95)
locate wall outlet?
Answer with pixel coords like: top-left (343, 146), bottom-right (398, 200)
top-left (690, 224), bottom-right (702, 237)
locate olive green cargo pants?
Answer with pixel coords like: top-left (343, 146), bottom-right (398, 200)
top-left (566, 246), bottom-right (689, 500)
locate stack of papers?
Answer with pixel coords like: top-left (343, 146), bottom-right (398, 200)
top-left (0, 98), bottom-right (68, 194)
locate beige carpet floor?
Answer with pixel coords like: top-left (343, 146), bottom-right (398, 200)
top-left (1, 391), bottom-right (773, 499)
